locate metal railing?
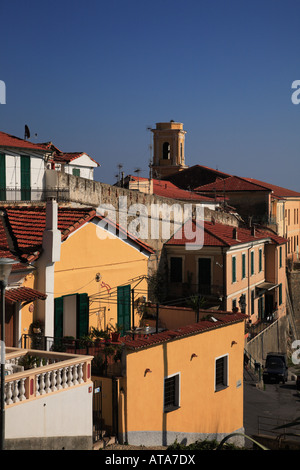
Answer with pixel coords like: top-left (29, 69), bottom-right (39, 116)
top-left (0, 187), bottom-right (70, 203)
top-left (257, 415), bottom-right (300, 442)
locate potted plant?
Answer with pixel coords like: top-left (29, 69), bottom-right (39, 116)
top-left (109, 323), bottom-right (123, 342)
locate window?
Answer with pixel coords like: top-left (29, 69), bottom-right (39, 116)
top-left (232, 256), bottom-right (236, 283)
top-left (162, 142), bottom-right (170, 160)
top-left (72, 168), bottom-right (80, 177)
top-left (259, 249), bottom-right (262, 272)
top-left (54, 293), bottom-right (89, 339)
top-left (279, 283), bottom-right (282, 305)
top-left (164, 373), bottom-right (180, 412)
top-left (251, 251), bottom-right (254, 275)
top-left (242, 253), bottom-right (246, 279)
top-left (215, 355), bottom-right (228, 391)
top-left (232, 299), bottom-right (237, 310)
top-left (170, 257), bottom-right (183, 282)
top-left (279, 246), bottom-right (282, 268)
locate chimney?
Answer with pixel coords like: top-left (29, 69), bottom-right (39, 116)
top-left (42, 197), bottom-right (61, 263)
top-left (251, 226), bottom-right (256, 237)
top-left (233, 227), bottom-right (238, 240)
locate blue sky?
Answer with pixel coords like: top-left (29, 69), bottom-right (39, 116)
top-left (0, 0), bottom-right (299, 189)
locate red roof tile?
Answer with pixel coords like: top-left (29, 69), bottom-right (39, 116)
top-left (128, 176), bottom-right (218, 202)
top-left (166, 219), bottom-right (287, 247)
top-left (123, 311), bottom-right (246, 350)
top-left (0, 204), bottom-right (153, 263)
top-left (5, 287), bottom-right (47, 304)
top-left (195, 176), bottom-right (271, 193)
top-left (0, 132), bottom-right (48, 152)
top-left (243, 178), bottom-right (300, 198)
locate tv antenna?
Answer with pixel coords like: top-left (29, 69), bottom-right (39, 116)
top-left (24, 125), bottom-right (30, 140)
top-left (134, 167), bottom-right (142, 191)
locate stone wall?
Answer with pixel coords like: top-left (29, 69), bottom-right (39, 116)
top-left (46, 170), bottom-right (239, 273)
top-left (287, 267), bottom-right (300, 338)
top-left (246, 316), bottom-right (289, 366)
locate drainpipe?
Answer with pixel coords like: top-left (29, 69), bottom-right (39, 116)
top-left (36, 198), bottom-right (61, 341)
top-left (222, 248), bottom-right (227, 311)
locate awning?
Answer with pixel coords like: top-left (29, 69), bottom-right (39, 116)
top-left (5, 287), bottom-right (47, 305)
top-left (255, 282), bottom-right (278, 294)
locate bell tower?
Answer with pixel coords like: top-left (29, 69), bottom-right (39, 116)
top-left (151, 121), bottom-right (188, 179)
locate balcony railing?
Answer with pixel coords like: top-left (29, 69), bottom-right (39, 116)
top-left (0, 188), bottom-right (70, 203)
top-left (2, 347), bottom-right (93, 407)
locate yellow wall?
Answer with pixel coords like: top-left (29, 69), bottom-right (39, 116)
top-left (53, 221), bottom-right (150, 331)
top-left (124, 321), bottom-right (244, 438)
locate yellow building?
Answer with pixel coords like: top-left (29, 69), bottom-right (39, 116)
top-left (0, 200), bottom-right (153, 347)
top-left (103, 310), bottom-right (246, 447)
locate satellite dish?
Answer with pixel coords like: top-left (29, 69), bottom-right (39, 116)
top-left (24, 125), bottom-right (30, 140)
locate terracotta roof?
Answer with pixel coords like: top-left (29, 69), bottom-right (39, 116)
top-left (195, 176), bottom-right (271, 193)
top-left (51, 152), bottom-right (100, 166)
top-left (123, 311), bottom-right (246, 350)
top-left (5, 287), bottom-right (47, 304)
top-left (0, 131), bottom-right (48, 152)
top-left (243, 178), bottom-right (300, 198)
top-left (166, 219), bottom-right (287, 247)
top-left (0, 204), bottom-right (154, 263)
top-left (128, 176), bottom-right (218, 202)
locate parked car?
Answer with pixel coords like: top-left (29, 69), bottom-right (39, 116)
top-left (263, 352), bottom-right (288, 384)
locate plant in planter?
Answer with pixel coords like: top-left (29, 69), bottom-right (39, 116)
top-left (91, 354), bottom-right (105, 376)
top-left (18, 354), bottom-right (46, 370)
top-left (90, 326), bottom-right (110, 344)
top-left (78, 334), bottom-right (94, 348)
top-left (108, 323), bottom-right (123, 342)
top-left (29, 319), bottom-right (44, 335)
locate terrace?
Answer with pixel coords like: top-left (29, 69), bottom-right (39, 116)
top-left (3, 347), bottom-right (93, 407)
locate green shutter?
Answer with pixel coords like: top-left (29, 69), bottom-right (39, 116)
top-left (117, 285), bottom-right (131, 336)
top-left (0, 153), bottom-right (6, 201)
top-left (54, 297), bottom-right (64, 338)
top-left (76, 293), bottom-right (89, 338)
top-left (251, 290), bottom-right (255, 315)
top-left (251, 251), bottom-right (254, 275)
top-left (242, 254), bottom-right (246, 279)
top-left (259, 249), bottom-right (262, 272)
top-left (279, 247), bottom-right (282, 268)
top-left (21, 155), bottom-right (31, 200)
top-left (279, 284), bottom-right (282, 305)
top-left (232, 257), bottom-right (236, 283)
top-left (72, 168), bottom-right (80, 177)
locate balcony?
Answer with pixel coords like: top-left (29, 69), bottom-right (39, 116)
top-left (3, 347), bottom-right (93, 407)
top-left (0, 187), bottom-right (70, 203)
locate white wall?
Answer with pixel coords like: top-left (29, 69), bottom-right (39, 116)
top-left (4, 151), bottom-right (45, 201)
top-left (6, 383), bottom-right (93, 439)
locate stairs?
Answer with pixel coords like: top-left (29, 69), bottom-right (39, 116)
top-left (93, 429), bottom-right (117, 450)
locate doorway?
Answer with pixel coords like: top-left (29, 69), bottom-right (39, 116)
top-left (198, 258), bottom-right (211, 295)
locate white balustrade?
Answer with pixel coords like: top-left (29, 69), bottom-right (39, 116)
top-left (3, 350), bottom-right (92, 407)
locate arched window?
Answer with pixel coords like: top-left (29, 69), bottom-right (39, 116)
top-left (162, 142), bottom-right (170, 160)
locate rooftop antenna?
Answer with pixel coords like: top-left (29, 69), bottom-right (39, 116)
top-left (24, 124), bottom-right (30, 140)
top-left (116, 163), bottom-right (123, 185)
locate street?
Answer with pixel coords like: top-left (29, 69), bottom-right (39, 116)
top-left (243, 372), bottom-right (300, 449)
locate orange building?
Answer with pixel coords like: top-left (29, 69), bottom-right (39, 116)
top-left (100, 310), bottom-right (246, 447)
top-left (166, 220), bottom-right (287, 326)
